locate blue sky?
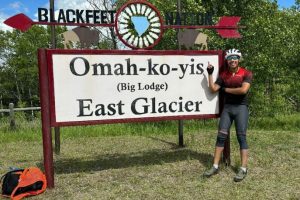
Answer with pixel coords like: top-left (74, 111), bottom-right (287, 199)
top-left (0, 0), bottom-right (92, 30)
top-left (278, 0), bottom-right (296, 8)
top-left (0, 0), bottom-right (297, 31)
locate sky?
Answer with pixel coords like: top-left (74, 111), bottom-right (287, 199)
top-left (0, 0), bottom-right (92, 31)
top-left (0, 0), bottom-right (297, 31)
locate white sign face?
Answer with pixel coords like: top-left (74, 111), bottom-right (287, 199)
top-left (51, 52), bottom-right (219, 123)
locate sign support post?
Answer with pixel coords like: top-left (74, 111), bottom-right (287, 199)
top-left (38, 49), bottom-right (55, 188)
top-left (177, 0), bottom-right (184, 147)
top-left (223, 134), bottom-right (231, 165)
top-left (49, 0), bottom-right (61, 155)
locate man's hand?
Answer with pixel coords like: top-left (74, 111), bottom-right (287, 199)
top-left (219, 87), bottom-right (226, 93)
top-left (207, 62), bottom-right (214, 75)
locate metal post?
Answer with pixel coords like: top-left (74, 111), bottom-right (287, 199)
top-left (54, 127), bottom-right (60, 154)
top-left (9, 103), bottom-right (16, 129)
top-left (0, 95), bottom-right (3, 117)
top-left (177, 0), bottom-right (184, 147)
top-left (29, 88), bottom-right (34, 120)
top-left (177, 0), bottom-right (182, 50)
top-left (178, 119), bottom-right (184, 147)
top-left (49, 0), bottom-right (61, 155)
top-left (50, 0), bottom-right (56, 49)
top-left (223, 132), bottom-right (231, 166)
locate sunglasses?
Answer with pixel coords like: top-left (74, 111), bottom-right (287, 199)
top-left (227, 55), bottom-right (240, 60)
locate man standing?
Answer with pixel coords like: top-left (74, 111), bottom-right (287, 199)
top-left (203, 49), bottom-right (253, 182)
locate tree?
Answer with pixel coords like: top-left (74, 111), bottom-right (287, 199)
top-left (0, 26), bottom-right (66, 107)
top-left (87, 0), bottom-right (120, 49)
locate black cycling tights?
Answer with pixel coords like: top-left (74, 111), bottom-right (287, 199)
top-left (215, 104), bottom-right (249, 149)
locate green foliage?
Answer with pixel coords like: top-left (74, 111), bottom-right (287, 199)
top-left (0, 26), bottom-right (66, 107)
top-left (250, 114), bottom-right (300, 130)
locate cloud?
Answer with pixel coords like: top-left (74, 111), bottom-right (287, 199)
top-left (0, 2), bottom-right (30, 31)
top-left (8, 1), bottom-right (29, 14)
top-left (9, 2), bottom-right (22, 9)
top-left (0, 12), bottom-right (13, 32)
top-left (56, 0), bottom-right (92, 10)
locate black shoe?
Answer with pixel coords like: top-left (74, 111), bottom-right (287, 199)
top-left (234, 168), bottom-right (247, 182)
top-left (203, 167), bottom-right (218, 178)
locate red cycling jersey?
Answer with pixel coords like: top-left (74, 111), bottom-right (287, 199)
top-left (215, 67), bottom-right (253, 105)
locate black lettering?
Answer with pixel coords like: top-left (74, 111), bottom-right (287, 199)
top-left (86, 10), bottom-right (94, 23)
top-left (70, 57), bottom-right (90, 76)
top-left (131, 97), bottom-right (148, 115)
top-left (185, 101), bottom-right (194, 112)
top-left (57, 9), bottom-right (66, 23)
top-left (147, 59), bottom-right (159, 75)
top-left (196, 63), bottom-right (204, 75)
top-left (195, 101), bottom-right (202, 112)
top-left (114, 63), bottom-right (125, 75)
top-left (178, 97), bottom-right (184, 112)
top-left (38, 8), bottom-right (48, 22)
top-left (76, 9), bottom-right (85, 23)
top-left (101, 11), bottom-right (108, 23)
top-left (178, 64), bottom-right (188, 79)
top-left (108, 10), bottom-right (116, 23)
top-left (191, 13), bottom-right (197, 25)
top-left (197, 13), bottom-right (202, 25)
top-left (107, 104), bottom-right (116, 116)
top-left (157, 102), bottom-right (167, 113)
top-left (94, 10), bottom-right (101, 23)
top-left (49, 9), bottom-right (56, 22)
top-left (66, 9), bottom-right (76, 23)
top-left (160, 64), bottom-right (170, 75)
top-left (117, 101), bottom-right (125, 115)
top-left (95, 104), bottom-right (105, 116)
top-left (92, 63), bottom-right (112, 75)
top-left (175, 12), bottom-right (181, 25)
top-left (181, 13), bottom-right (187, 25)
top-left (205, 12), bottom-right (213, 25)
top-left (77, 99), bottom-right (93, 116)
top-left (190, 59), bottom-right (195, 74)
top-left (169, 102), bottom-right (177, 112)
top-left (126, 58), bottom-right (138, 75)
top-left (151, 97), bottom-right (156, 113)
top-left (164, 12), bottom-right (174, 25)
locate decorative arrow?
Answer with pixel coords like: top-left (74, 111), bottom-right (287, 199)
top-left (216, 16), bottom-right (243, 38)
top-left (163, 16), bottom-right (244, 38)
top-left (4, 14), bottom-right (34, 32)
top-left (4, 14), bottom-right (244, 39)
top-left (4, 13), bottom-right (115, 32)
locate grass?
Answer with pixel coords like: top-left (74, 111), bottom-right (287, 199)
top-left (0, 113), bottom-right (299, 141)
top-left (0, 116), bottom-right (299, 199)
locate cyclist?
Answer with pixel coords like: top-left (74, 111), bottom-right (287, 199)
top-left (203, 49), bottom-right (253, 182)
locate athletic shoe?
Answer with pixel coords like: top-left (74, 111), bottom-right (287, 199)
top-left (203, 166), bottom-right (218, 178)
top-left (234, 168), bottom-right (247, 182)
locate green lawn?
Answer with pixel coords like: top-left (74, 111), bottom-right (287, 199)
top-left (0, 127), bottom-right (299, 199)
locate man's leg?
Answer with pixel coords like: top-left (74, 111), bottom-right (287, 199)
top-left (240, 144), bottom-right (248, 168)
top-left (234, 105), bottom-right (249, 181)
top-left (203, 106), bottom-right (232, 177)
top-left (213, 146), bottom-right (224, 166)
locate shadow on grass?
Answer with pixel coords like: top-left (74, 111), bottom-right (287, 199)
top-left (39, 137), bottom-right (213, 174)
top-left (51, 150), bottom-right (213, 174)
